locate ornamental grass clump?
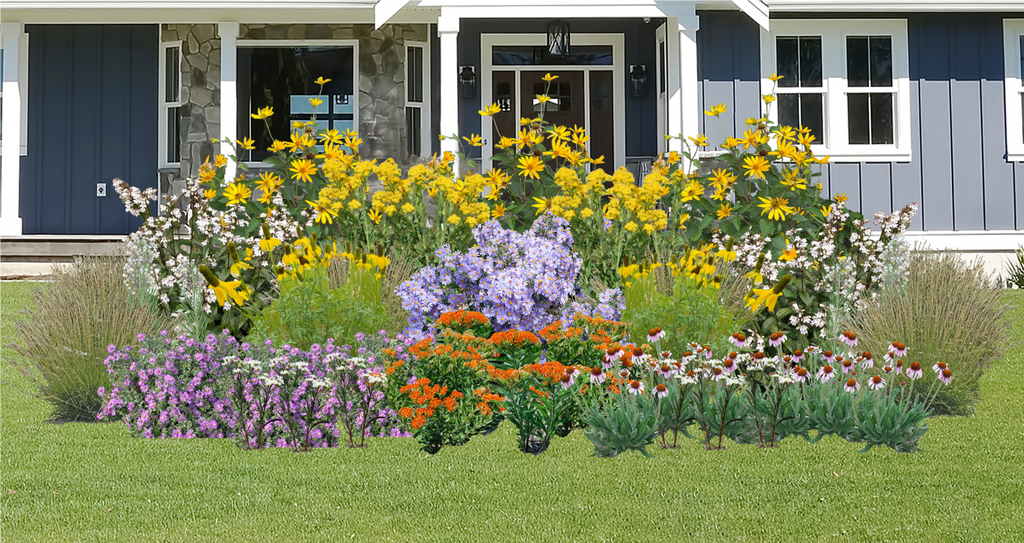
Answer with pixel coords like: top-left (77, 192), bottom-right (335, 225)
top-left (8, 254), bottom-right (171, 422)
top-left (848, 248), bottom-right (1015, 416)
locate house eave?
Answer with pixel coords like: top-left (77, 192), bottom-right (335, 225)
top-left (767, 0), bottom-right (1024, 12)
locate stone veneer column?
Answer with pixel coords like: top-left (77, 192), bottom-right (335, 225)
top-left (162, 24), bottom-right (221, 179)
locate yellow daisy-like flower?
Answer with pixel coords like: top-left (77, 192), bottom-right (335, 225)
top-left (290, 159), bottom-right (317, 183)
top-left (309, 97), bottom-right (324, 108)
top-left (368, 209), bottom-right (382, 224)
top-left (314, 76), bottom-right (332, 85)
top-left (479, 103), bottom-right (501, 117)
top-left (758, 196), bottom-right (796, 221)
top-left (223, 182), bottom-right (252, 206)
top-left (542, 73), bottom-right (559, 82)
top-left (536, 94), bottom-right (551, 104)
top-left (834, 193), bottom-right (849, 204)
top-left (492, 203), bottom-right (507, 218)
top-left (769, 73), bottom-right (785, 82)
top-left (517, 155), bottom-right (544, 180)
top-left (259, 237), bottom-right (281, 252)
top-left (688, 134), bottom-right (708, 147)
top-left (704, 103), bottom-right (727, 116)
top-left (742, 155), bottom-right (771, 180)
top-left (820, 204), bottom-right (833, 217)
top-left (717, 203), bottom-right (733, 220)
top-left (251, 106), bottom-right (274, 120)
top-left (462, 134), bottom-right (483, 147)
top-left (532, 197), bottom-right (553, 216)
top-left (745, 287), bottom-right (780, 313)
top-left (203, 188), bottom-right (217, 200)
top-left (268, 140), bottom-right (289, 153)
top-left (199, 265), bottom-right (249, 307)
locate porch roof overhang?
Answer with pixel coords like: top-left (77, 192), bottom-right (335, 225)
top-left (378, 0), bottom-right (770, 30)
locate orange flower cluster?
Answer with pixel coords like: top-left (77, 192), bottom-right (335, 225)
top-left (538, 321), bottom-right (584, 342)
top-left (473, 388), bottom-right (506, 415)
top-left (521, 360), bottom-right (578, 384)
top-left (489, 330), bottom-right (540, 347)
top-left (436, 309), bottom-right (489, 329)
top-left (398, 378), bottom-right (465, 429)
top-left (384, 359), bottom-right (404, 375)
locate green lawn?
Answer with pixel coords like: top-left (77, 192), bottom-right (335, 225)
top-left (2, 281), bottom-right (1022, 542)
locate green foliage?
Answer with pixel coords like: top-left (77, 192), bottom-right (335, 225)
top-left (6, 256), bottom-right (171, 422)
top-left (497, 375), bottom-right (577, 455)
top-left (625, 272), bottom-right (740, 356)
top-left (848, 249), bottom-right (1016, 416)
top-left (249, 266), bottom-right (389, 350)
top-left (582, 391), bottom-right (660, 458)
top-left (850, 385), bottom-right (930, 453)
top-left (1006, 245), bottom-right (1024, 289)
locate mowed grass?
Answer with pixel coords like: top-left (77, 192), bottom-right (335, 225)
top-left (1, 281), bottom-right (1022, 542)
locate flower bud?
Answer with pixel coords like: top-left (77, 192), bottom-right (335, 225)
top-left (199, 265), bottom-right (221, 287)
top-left (772, 274), bottom-right (792, 294)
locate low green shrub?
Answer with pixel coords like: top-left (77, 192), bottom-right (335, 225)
top-left (1006, 245), bottom-right (1024, 289)
top-left (7, 254), bottom-right (171, 422)
top-left (848, 248), bottom-right (1015, 416)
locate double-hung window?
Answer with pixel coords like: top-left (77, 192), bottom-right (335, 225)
top-left (761, 20), bottom-right (911, 162)
top-left (159, 42), bottom-right (182, 167)
top-left (0, 32), bottom-right (30, 157)
top-left (1005, 19), bottom-right (1024, 161)
top-left (406, 41), bottom-right (430, 157)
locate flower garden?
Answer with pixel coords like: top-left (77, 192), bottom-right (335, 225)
top-left (2, 75), bottom-right (1022, 541)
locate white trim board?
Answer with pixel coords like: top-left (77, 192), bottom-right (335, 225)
top-left (1004, 19), bottom-right (1024, 163)
top-left (479, 32), bottom-right (626, 172)
top-left (901, 231), bottom-right (1024, 253)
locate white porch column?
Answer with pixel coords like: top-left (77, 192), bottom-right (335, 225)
top-left (662, 3), bottom-right (699, 159)
top-left (437, 11), bottom-right (460, 176)
top-left (218, 22), bottom-right (239, 184)
top-left (1, 23), bottom-right (25, 236)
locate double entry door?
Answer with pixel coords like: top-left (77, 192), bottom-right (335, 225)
top-left (489, 69), bottom-right (614, 167)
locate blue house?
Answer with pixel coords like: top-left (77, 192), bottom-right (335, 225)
top-left (1, 0), bottom-right (1021, 273)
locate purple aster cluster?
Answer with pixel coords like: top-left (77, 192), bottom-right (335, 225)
top-left (398, 215), bottom-right (584, 333)
top-left (99, 330), bottom-right (410, 449)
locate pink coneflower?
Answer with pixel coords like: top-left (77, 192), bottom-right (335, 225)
top-left (647, 327), bottom-right (666, 343)
top-left (631, 346), bottom-right (651, 365)
top-left (619, 369), bottom-right (631, 380)
top-left (907, 362), bottom-right (923, 380)
top-left (939, 368), bottom-right (952, 384)
top-left (654, 383), bottom-right (669, 398)
top-left (564, 366), bottom-right (580, 378)
top-left (894, 359), bottom-right (904, 375)
top-left (844, 378), bottom-right (860, 393)
top-left (627, 379), bottom-right (645, 395)
top-left (673, 360), bottom-right (684, 373)
top-left (889, 341), bottom-right (907, 357)
top-left (841, 358), bottom-right (855, 374)
top-left (794, 366), bottom-right (809, 383)
top-left (769, 332), bottom-right (787, 348)
top-left (805, 345), bottom-right (819, 354)
top-left (702, 346), bottom-right (714, 359)
top-left (661, 351), bottom-right (672, 359)
top-left (560, 373), bottom-right (574, 389)
top-left (882, 365), bottom-right (894, 374)
top-left (868, 374), bottom-right (884, 391)
top-left (590, 366), bottom-right (606, 384)
top-left (710, 366), bottom-right (725, 381)
top-left (840, 331), bottom-right (859, 347)
top-left (659, 364), bottom-right (674, 378)
top-left (933, 361), bottom-right (948, 374)
top-left (859, 352), bottom-right (874, 369)
top-left (722, 358), bottom-right (738, 374)
top-left (730, 333), bottom-right (749, 348)
top-left (604, 346), bottom-right (622, 367)
top-left (817, 365), bottom-right (836, 383)
top-left (822, 350), bottom-right (835, 364)
top-left (792, 349), bottom-right (805, 363)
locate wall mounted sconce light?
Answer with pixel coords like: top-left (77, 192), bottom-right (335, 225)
top-left (547, 21), bottom-right (570, 57)
top-left (459, 66), bottom-right (476, 99)
top-left (630, 64), bottom-right (647, 98)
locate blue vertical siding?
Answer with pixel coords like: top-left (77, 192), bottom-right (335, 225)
top-left (700, 12), bottom-right (1021, 232)
top-left (21, 24), bottom-right (158, 235)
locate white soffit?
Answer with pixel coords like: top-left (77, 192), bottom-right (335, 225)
top-left (376, 0), bottom-right (411, 28)
top-left (767, 0), bottom-right (1023, 11)
top-left (730, 0), bottom-right (769, 29)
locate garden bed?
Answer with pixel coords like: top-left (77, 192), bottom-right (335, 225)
top-left (2, 282), bottom-right (1022, 541)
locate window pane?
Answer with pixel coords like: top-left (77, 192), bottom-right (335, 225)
top-left (659, 41), bottom-right (666, 94)
top-left (406, 106), bottom-right (421, 156)
top-left (869, 92), bottom-right (894, 144)
top-left (1019, 35), bottom-right (1023, 78)
top-left (407, 46), bottom-right (423, 103)
top-left (492, 45), bottom-right (612, 66)
top-left (239, 46), bottom-right (355, 162)
top-left (776, 37), bottom-right (799, 88)
top-left (870, 36), bottom-right (892, 87)
top-left (848, 93), bottom-right (870, 144)
top-left (166, 106), bottom-right (180, 163)
top-left (799, 37), bottom-right (822, 87)
top-left (780, 93), bottom-right (825, 146)
top-left (165, 46), bottom-right (180, 103)
top-left (847, 37), bottom-right (869, 87)
top-left (800, 93), bottom-right (825, 145)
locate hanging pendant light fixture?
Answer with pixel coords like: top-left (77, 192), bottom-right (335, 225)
top-left (547, 21), bottom-right (570, 58)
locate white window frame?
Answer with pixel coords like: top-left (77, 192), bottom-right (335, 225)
top-left (159, 40), bottom-right (182, 168)
top-left (405, 40), bottom-right (431, 158)
top-left (235, 39), bottom-right (360, 168)
top-left (1004, 19), bottom-right (1024, 162)
top-left (0, 34), bottom-right (30, 157)
top-left (760, 19), bottom-right (912, 163)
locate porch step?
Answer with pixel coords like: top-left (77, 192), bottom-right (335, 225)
top-left (0, 235), bottom-right (125, 279)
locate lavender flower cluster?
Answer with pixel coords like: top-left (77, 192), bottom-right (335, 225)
top-left (398, 215), bottom-right (587, 333)
top-left (99, 330), bottom-right (410, 447)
